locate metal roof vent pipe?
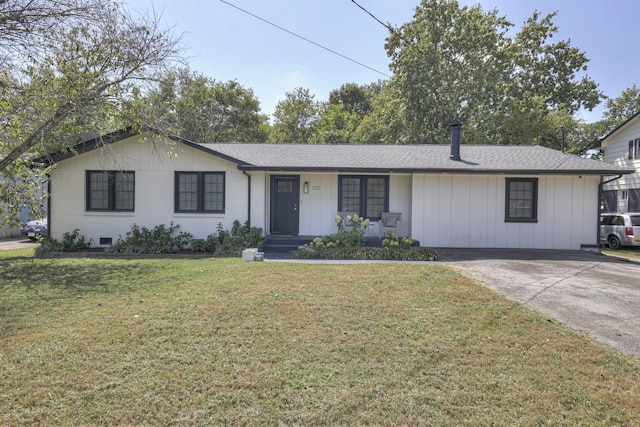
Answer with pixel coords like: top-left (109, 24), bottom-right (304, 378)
top-left (449, 123), bottom-right (462, 161)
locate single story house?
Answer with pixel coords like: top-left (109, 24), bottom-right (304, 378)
top-left (599, 111), bottom-right (640, 212)
top-left (43, 127), bottom-right (634, 250)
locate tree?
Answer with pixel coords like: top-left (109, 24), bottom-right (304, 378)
top-left (328, 81), bottom-right (383, 118)
top-left (603, 85), bottom-right (640, 127)
top-left (134, 69), bottom-right (269, 143)
top-left (311, 104), bottom-right (361, 144)
top-left (373, 0), bottom-right (601, 145)
top-left (567, 85), bottom-right (640, 156)
top-left (310, 82), bottom-right (385, 144)
top-left (271, 88), bottom-right (320, 143)
top-left (0, 0), bottom-right (181, 224)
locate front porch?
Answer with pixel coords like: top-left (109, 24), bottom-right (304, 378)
top-left (263, 235), bottom-right (387, 258)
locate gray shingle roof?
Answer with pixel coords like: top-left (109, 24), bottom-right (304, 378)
top-left (194, 143), bottom-right (634, 175)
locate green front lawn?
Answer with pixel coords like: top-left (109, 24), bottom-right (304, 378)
top-left (1, 248), bottom-right (639, 426)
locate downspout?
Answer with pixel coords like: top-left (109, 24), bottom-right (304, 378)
top-left (46, 174), bottom-right (51, 238)
top-left (242, 169), bottom-right (251, 228)
top-left (597, 174), bottom-right (623, 246)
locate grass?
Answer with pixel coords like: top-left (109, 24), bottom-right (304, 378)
top-left (603, 246), bottom-right (640, 261)
top-left (1, 248), bottom-right (639, 426)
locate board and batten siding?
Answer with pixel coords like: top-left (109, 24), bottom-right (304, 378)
top-left (49, 136), bottom-right (250, 246)
top-left (278, 173), bottom-right (412, 237)
top-left (411, 174), bottom-right (599, 250)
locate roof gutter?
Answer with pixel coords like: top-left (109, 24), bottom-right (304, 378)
top-left (235, 165), bottom-right (631, 176)
top-left (241, 169), bottom-right (251, 228)
top-left (597, 174), bottom-right (624, 247)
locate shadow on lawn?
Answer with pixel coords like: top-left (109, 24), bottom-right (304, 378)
top-left (0, 256), bottom-right (164, 295)
top-left (0, 255), bottom-right (174, 338)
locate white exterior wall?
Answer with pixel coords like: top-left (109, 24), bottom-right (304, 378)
top-left (411, 174), bottom-right (600, 250)
top-left (49, 136), bottom-right (250, 246)
top-left (50, 135), bottom-right (601, 250)
top-left (267, 172), bottom-right (412, 237)
top-left (602, 117), bottom-right (640, 211)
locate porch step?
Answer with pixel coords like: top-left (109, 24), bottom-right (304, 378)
top-left (263, 235), bottom-right (317, 253)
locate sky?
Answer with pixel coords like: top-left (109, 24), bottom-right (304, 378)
top-left (125, 0), bottom-right (640, 124)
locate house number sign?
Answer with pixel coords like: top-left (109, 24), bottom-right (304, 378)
top-left (312, 185), bottom-right (320, 191)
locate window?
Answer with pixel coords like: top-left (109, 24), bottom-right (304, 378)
top-left (86, 171), bottom-right (135, 211)
top-left (505, 178), bottom-right (538, 222)
top-left (175, 172), bottom-right (225, 213)
top-left (338, 176), bottom-right (388, 219)
top-left (628, 189), bottom-right (640, 212)
top-left (630, 139), bottom-right (640, 160)
top-left (602, 190), bottom-right (618, 213)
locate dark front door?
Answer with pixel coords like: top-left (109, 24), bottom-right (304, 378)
top-left (270, 176), bottom-right (300, 235)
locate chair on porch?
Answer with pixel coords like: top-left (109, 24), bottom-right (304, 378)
top-left (337, 211), bottom-right (357, 232)
top-left (379, 212), bottom-right (401, 238)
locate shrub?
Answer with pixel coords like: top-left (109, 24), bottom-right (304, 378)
top-left (36, 230), bottom-right (93, 254)
top-left (297, 215), bottom-right (436, 260)
top-left (106, 222), bottom-right (192, 254)
top-left (292, 246), bottom-right (438, 261)
top-left (308, 214), bottom-right (370, 249)
top-left (190, 221), bottom-right (264, 257)
top-left (382, 231), bottom-right (416, 249)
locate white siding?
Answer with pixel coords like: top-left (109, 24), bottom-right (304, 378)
top-left (602, 116), bottom-right (640, 211)
top-left (50, 136), bottom-right (250, 246)
top-left (281, 173), bottom-right (412, 237)
top-left (411, 174), bottom-right (600, 250)
top-left (50, 135), bottom-right (601, 250)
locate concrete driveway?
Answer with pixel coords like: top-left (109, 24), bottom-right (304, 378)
top-left (438, 249), bottom-right (640, 359)
top-left (0, 238), bottom-right (38, 250)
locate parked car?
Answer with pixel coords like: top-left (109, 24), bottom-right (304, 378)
top-left (600, 213), bottom-right (640, 249)
top-left (21, 218), bottom-right (47, 240)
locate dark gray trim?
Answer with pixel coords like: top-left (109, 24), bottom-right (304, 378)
top-left (37, 126), bottom-right (251, 168)
top-left (174, 171), bottom-right (226, 214)
top-left (237, 165), bottom-right (628, 175)
top-left (338, 175), bottom-right (389, 220)
top-left (505, 178), bottom-right (538, 223)
top-left (86, 170), bottom-right (135, 212)
top-left (46, 174), bottom-right (51, 238)
top-left (242, 170), bottom-right (251, 228)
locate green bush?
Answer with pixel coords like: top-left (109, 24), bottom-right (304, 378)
top-left (296, 215), bottom-right (436, 260)
top-left (307, 214), bottom-right (370, 249)
top-left (382, 231), bottom-right (416, 249)
top-left (106, 222), bottom-right (192, 254)
top-left (36, 230), bottom-right (93, 254)
top-left (190, 221), bottom-right (264, 257)
top-left (292, 246), bottom-right (439, 261)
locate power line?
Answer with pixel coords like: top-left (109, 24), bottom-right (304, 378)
top-left (218, 0), bottom-right (391, 78)
top-left (349, 0), bottom-right (395, 33)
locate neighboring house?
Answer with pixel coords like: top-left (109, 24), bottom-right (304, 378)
top-left (600, 111), bottom-right (640, 212)
top-left (0, 204), bottom-right (29, 237)
top-left (43, 127), bottom-right (633, 250)
top-left (0, 178), bottom-right (46, 237)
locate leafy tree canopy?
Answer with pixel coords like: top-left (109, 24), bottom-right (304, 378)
top-left (359, 0), bottom-right (602, 146)
top-left (271, 87), bottom-right (320, 143)
top-left (603, 84), bottom-right (640, 127)
top-left (0, 0), bottom-right (181, 224)
top-left (132, 69), bottom-right (269, 143)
